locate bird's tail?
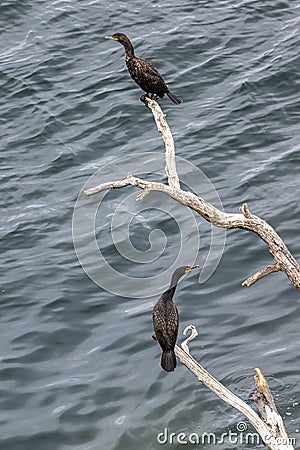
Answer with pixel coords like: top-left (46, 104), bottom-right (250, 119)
top-left (161, 350), bottom-right (177, 372)
top-left (166, 91), bottom-right (183, 105)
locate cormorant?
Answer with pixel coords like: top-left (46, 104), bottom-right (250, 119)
top-left (105, 33), bottom-right (183, 104)
top-left (152, 265), bottom-right (198, 372)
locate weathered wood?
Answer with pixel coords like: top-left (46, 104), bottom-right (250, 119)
top-left (144, 97), bottom-right (180, 189)
top-left (242, 263), bottom-right (281, 287)
top-left (84, 174), bottom-right (300, 291)
top-left (174, 327), bottom-right (295, 450)
top-left (84, 97), bottom-right (300, 291)
top-left (83, 96), bottom-right (298, 449)
top-left (253, 368), bottom-right (294, 447)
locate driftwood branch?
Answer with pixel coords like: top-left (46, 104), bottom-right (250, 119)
top-left (85, 181), bottom-right (300, 291)
top-left (175, 326), bottom-right (295, 450)
top-left (181, 324), bottom-right (198, 354)
top-left (85, 96), bottom-right (298, 448)
top-left (143, 96), bottom-right (180, 189)
top-left (253, 368), bottom-right (293, 445)
top-left (84, 97), bottom-right (300, 291)
top-left (242, 262), bottom-right (281, 287)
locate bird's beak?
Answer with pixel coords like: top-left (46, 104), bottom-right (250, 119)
top-left (185, 265), bottom-right (199, 273)
top-left (105, 35), bottom-right (118, 40)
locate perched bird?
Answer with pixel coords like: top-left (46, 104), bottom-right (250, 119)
top-left (152, 265), bottom-right (199, 372)
top-left (105, 32), bottom-right (183, 104)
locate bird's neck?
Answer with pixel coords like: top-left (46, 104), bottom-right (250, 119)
top-left (170, 272), bottom-right (185, 289)
top-left (161, 285), bottom-right (177, 304)
top-left (123, 41), bottom-right (135, 59)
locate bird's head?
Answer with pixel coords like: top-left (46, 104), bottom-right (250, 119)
top-left (105, 33), bottom-right (129, 44)
top-left (169, 265), bottom-right (199, 289)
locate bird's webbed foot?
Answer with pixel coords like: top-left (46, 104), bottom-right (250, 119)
top-left (151, 93), bottom-right (160, 101)
top-left (140, 93), bottom-right (151, 108)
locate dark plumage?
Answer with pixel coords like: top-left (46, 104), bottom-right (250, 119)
top-left (152, 265), bottom-right (198, 372)
top-left (105, 32), bottom-right (183, 104)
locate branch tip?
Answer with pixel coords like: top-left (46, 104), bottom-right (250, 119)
top-left (240, 202), bottom-right (251, 218)
top-left (136, 189), bottom-right (150, 201)
top-left (242, 263), bottom-right (282, 287)
top-left (181, 325), bottom-right (198, 354)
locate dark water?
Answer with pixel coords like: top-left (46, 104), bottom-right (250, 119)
top-left (1, 1), bottom-right (299, 449)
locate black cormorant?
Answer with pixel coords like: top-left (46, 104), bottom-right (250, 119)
top-left (152, 265), bottom-right (198, 372)
top-left (105, 33), bottom-right (183, 104)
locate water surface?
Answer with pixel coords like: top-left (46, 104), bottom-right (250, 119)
top-left (1, 1), bottom-right (299, 449)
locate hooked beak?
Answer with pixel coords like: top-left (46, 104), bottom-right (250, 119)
top-left (105, 35), bottom-right (118, 40)
top-left (185, 265), bottom-right (199, 273)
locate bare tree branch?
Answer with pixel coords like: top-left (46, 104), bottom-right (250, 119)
top-left (84, 96), bottom-right (298, 448)
top-left (242, 263), bottom-right (281, 287)
top-left (181, 324), bottom-right (198, 354)
top-left (144, 97), bottom-right (180, 189)
top-left (254, 368), bottom-right (293, 445)
top-left (175, 327), bottom-right (295, 450)
top-left (84, 172), bottom-right (300, 291)
top-left (84, 96), bottom-right (300, 290)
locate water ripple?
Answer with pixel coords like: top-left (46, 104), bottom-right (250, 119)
top-left (1, 1), bottom-right (299, 449)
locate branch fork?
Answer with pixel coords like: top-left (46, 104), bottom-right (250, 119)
top-left (84, 98), bottom-right (300, 290)
top-left (83, 96), bottom-right (298, 448)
